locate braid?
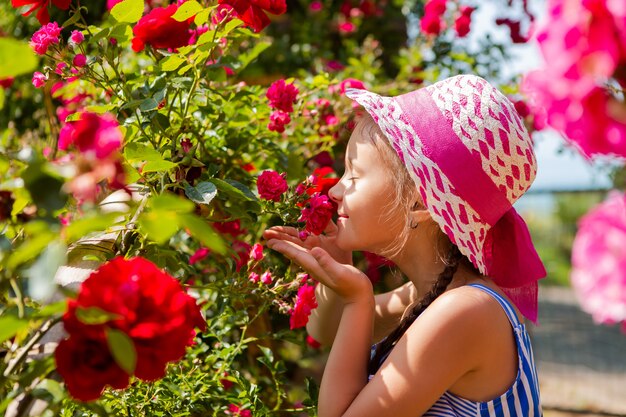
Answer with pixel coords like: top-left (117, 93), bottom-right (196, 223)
top-left (367, 245), bottom-right (465, 376)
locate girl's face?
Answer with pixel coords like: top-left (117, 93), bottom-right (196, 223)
top-left (328, 125), bottom-right (403, 254)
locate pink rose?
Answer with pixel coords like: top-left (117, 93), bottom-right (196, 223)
top-left (260, 271), bottom-right (272, 285)
top-left (29, 21), bottom-right (62, 55)
top-left (189, 247), bottom-right (211, 265)
top-left (69, 30), bottom-right (85, 45)
top-left (73, 54), bottom-right (87, 68)
top-left (32, 71), bottom-right (47, 88)
top-left (248, 272), bottom-right (260, 284)
top-left (249, 243), bottom-right (264, 261)
top-left (257, 170), bottom-right (288, 202)
top-left (571, 191), bottom-right (626, 332)
top-left (289, 284), bottom-right (317, 329)
top-left (298, 193), bottom-right (335, 235)
top-left (266, 79), bottom-right (299, 113)
top-left (268, 110), bottom-right (291, 133)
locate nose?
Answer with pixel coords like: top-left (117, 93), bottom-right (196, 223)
top-left (328, 180), bottom-right (343, 205)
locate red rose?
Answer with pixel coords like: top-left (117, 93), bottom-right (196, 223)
top-left (298, 192), bottom-right (335, 235)
top-left (289, 284), bottom-right (317, 329)
top-left (218, 0), bottom-right (287, 32)
top-left (132, 4), bottom-right (193, 52)
top-left (11, 0), bottom-right (70, 25)
top-left (59, 257), bottom-right (206, 390)
top-left (55, 335), bottom-right (129, 402)
top-left (257, 170), bottom-right (288, 202)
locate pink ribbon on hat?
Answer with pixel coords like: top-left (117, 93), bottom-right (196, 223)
top-left (394, 87), bottom-right (546, 323)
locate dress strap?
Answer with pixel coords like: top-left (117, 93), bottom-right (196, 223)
top-left (466, 283), bottom-right (522, 327)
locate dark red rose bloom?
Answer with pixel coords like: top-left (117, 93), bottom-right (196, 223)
top-left (132, 4), bottom-right (193, 52)
top-left (11, 0), bottom-right (70, 25)
top-left (55, 335), bottom-right (129, 402)
top-left (297, 167), bottom-right (339, 211)
top-left (257, 170), bottom-right (288, 202)
top-left (60, 257), bottom-right (206, 385)
top-left (0, 191), bottom-right (14, 221)
top-left (213, 219), bottom-right (247, 237)
top-left (218, 0), bottom-right (287, 32)
top-left (232, 240), bottom-right (252, 272)
top-left (298, 193), bottom-right (335, 235)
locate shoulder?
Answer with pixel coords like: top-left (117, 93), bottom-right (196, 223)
top-left (406, 284), bottom-right (514, 360)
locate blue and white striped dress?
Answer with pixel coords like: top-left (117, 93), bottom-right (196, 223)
top-left (369, 283), bottom-right (543, 417)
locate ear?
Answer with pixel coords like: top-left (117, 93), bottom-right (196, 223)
top-left (409, 200), bottom-right (432, 226)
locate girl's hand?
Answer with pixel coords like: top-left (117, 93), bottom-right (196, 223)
top-left (266, 239), bottom-right (373, 305)
top-left (262, 220), bottom-right (353, 266)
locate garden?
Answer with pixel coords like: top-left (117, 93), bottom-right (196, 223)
top-left (1, 0), bottom-right (625, 415)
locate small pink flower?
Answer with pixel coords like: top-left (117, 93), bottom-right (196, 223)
top-left (298, 230), bottom-right (310, 240)
top-left (249, 243), bottom-right (264, 261)
top-left (55, 62), bottom-right (67, 75)
top-left (73, 54), bottom-right (87, 68)
top-left (268, 110), bottom-right (291, 133)
top-left (248, 272), bottom-right (260, 284)
top-left (32, 71), bottom-right (47, 88)
top-left (260, 271), bottom-right (272, 285)
top-left (338, 21), bottom-right (356, 34)
top-left (190, 247), bottom-right (211, 264)
top-left (220, 372), bottom-right (234, 390)
top-left (266, 79), bottom-right (299, 113)
top-left (69, 30), bottom-right (85, 45)
top-left (310, 1), bottom-right (322, 12)
top-left (454, 6), bottom-right (474, 37)
top-left (290, 284), bottom-right (317, 329)
top-left (181, 138), bottom-right (193, 153)
top-left (29, 22), bottom-right (62, 55)
top-left (571, 191), bottom-right (626, 331)
top-left (256, 170), bottom-right (288, 202)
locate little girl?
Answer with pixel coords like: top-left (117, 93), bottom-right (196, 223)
top-left (263, 74), bottom-right (545, 417)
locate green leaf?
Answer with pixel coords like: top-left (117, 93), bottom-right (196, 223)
top-left (76, 306), bottom-right (122, 325)
top-left (171, 0), bottom-right (203, 21)
top-left (178, 213), bottom-right (226, 254)
top-left (0, 38), bottom-right (38, 79)
top-left (105, 328), bottom-right (136, 374)
top-left (184, 181), bottom-right (217, 205)
top-left (21, 162), bottom-right (68, 214)
top-left (142, 159), bottom-right (177, 172)
top-left (64, 212), bottom-right (122, 243)
top-left (237, 41), bottom-right (271, 70)
top-left (7, 231), bottom-right (56, 270)
top-left (124, 142), bottom-right (165, 162)
top-left (161, 54), bottom-right (186, 72)
top-left (194, 8), bottom-right (213, 26)
top-left (110, 0), bottom-right (144, 23)
top-left (217, 19), bottom-right (242, 38)
top-left (139, 98), bottom-right (158, 112)
top-left (62, 12), bottom-right (82, 28)
top-left (0, 315), bottom-right (29, 344)
top-left (25, 240), bottom-right (67, 301)
top-left (151, 193), bottom-right (194, 213)
top-left (35, 301), bottom-right (68, 318)
top-left (211, 178), bottom-right (258, 202)
top-left (138, 211), bottom-right (179, 244)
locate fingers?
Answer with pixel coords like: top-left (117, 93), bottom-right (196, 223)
top-left (262, 227), bottom-right (304, 246)
top-left (266, 239), bottom-right (328, 281)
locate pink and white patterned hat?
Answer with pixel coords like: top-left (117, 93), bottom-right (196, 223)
top-left (346, 74), bottom-right (546, 323)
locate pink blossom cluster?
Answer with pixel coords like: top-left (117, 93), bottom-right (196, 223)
top-left (289, 284), bottom-right (318, 329)
top-left (256, 170), bottom-right (288, 202)
top-left (522, 0), bottom-right (626, 158)
top-left (58, 112), bottom-right (126, 202)
top-left (420, 0), bottom-right (447, 36)
top-left (226, 404), bottom-right (252, 417)
top-left (570, 192), bottom-right (626, 333)
top-left (266, 79), bottom-right (299, 132)
top-left (30, 21), bottom-right (62, 55)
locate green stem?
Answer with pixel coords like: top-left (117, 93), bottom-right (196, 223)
top-left (9, 279), bottom-right (24, 319)
top-left (3, 317), bottom-right (61, 378)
